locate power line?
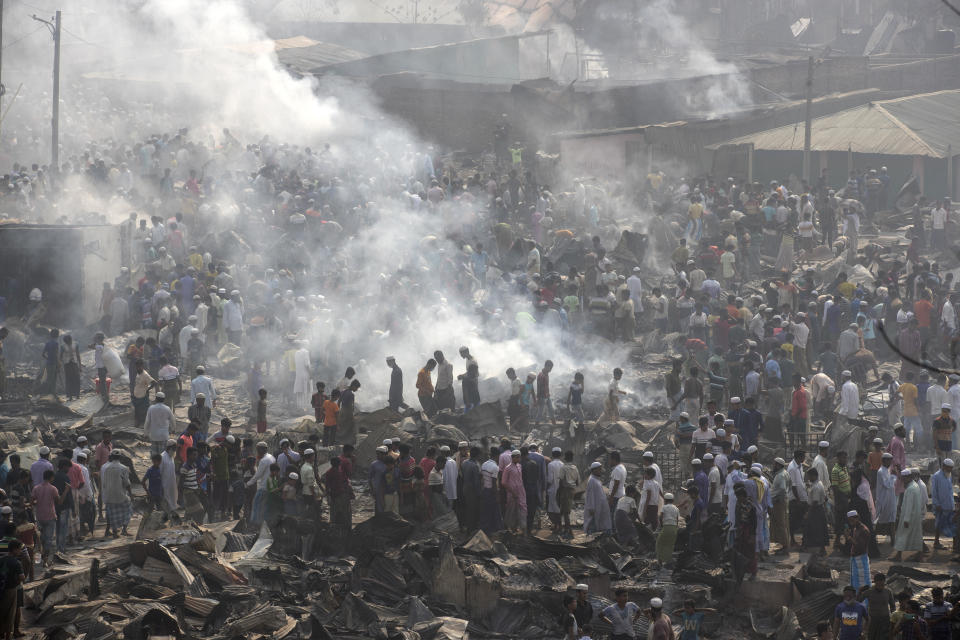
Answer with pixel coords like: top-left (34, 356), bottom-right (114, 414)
top-left (941, 0), bottom-right (960, 18)
top-left (875, 318), bottom-right (960, 377)
top-left (2, 23), bottom-right (44, 48)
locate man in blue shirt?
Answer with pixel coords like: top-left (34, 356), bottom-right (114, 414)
top-left (930, 459), bottom-right (955, 550)
top-left (833, 585), bottom-right (868, 640)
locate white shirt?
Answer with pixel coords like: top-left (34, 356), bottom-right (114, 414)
top-left (661, 502), bottom-right (680, 527)
top-left (223, 300), bottom-right (243, 332)
top-left (928, 384), bottom-right (948, 416)
top-left (813, 454), bottom-right (830, 489)
top-left (839, 380), bottom-right (860, 418)
top-left (442, 457), bottom-right (458, 500)
top-left (787, 459), bottom-right (808, 502)
top-left (708, 465), bottom-right (722, 503)
top-left (609, 463), bottom-right (627, 498)
top-left (949, 385), bottom-right (960, 420)
top-left (247, 453), bottom-right (276, 490)
top-left (94, 344), bottom-right (104, 369)
top-left (791, 321), bottom-right (810, 348)
top-left (626, 275), bottom-right (643, 312)
top-left (190, 375), bottom-right (216, 404)
top-left (144, 402), bottom-right (175, 442)
top-left (932, 207), bottom-right (947, 229)
top-left (481, 459), bottom-right (499, 488)
top-left (644, 462), bottom-right (662, 487)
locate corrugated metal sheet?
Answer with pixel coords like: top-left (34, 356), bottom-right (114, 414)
top-left (712, 89), bottom-right (960, 158)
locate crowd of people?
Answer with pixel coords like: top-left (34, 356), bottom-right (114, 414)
top-left (0, 118), bottom-right (958, 639)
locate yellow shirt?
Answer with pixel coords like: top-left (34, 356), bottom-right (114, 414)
top-left (900, 382), bottom-right (919, 417)
top-left (837, 281), bottom-right (855, 299)
top-left (688, 203), bottom-right (703, 220)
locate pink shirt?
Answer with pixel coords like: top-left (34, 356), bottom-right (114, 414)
top-left (498, 450), bottom-right (513, 474)
top-left (32, 483), bottom-right (59, 522)
top-left (501, 462), bottom-right (526, 508)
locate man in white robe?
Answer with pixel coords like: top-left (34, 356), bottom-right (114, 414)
top-left (893, 469), bottom-right (925, 560)
top-left (583, 462), bottom-right (611, 534)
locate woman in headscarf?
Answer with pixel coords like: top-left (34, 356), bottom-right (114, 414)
top-left (60, 335), bottom-right (81, 400)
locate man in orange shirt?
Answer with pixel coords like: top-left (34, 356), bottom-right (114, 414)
top-left (416, 359), bottom-right (437, 417)
top-left (913, 291), bottom-right (934, 347)
top-left (322, 389), bottom-right (340, 447)
top-left (900, 371), bottom-right (921, 448)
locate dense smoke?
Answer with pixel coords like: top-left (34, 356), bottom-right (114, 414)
top-left (1, 0), bottom-right (642, 410)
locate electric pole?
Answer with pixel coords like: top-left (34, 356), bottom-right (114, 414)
top-left (802, 55), bottom-right (814, 183)
top-left (32, 10), bottom-right (61, 169)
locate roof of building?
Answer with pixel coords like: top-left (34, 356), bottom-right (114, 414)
top-left (709, 89), bottom-right (960, 158)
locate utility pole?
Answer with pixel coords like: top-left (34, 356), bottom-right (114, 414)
top-left (802, 55), bottom-right (814, 183)
top-left (0, 0), bottom-right (5, 116)
top-left (32, 10), bottom-right (61, 169)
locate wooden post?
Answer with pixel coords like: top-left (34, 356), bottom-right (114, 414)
top-left (948, 145), bottom-right (954, 200)
top-left (89, 558), bottom-right (99, 600)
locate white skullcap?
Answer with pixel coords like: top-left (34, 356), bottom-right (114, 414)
top-left (441, 445), bottom-right (452, 453)
top-left (691, 458), bottom-right (702, 465)
top-left (716, 429), bottom-right (726, 437)
top-left (458, 441), bottom-right (468, 448)
top-left (643, 451), bottom-right (654, 459)
top-left (575, 583), bottom-right (589, 591)
top-left (724, 419), bottom-right (734, 426)
top-left (943, 403), bottom-right (952, 410)
top-left (868, 425), bottom-right (879, 431)
top-left (901, 469), bottom-right (912, 476)
top-left (679, 412), bottom-right (689, 419)
top-left (288, 472), bottom-right (299, 480)
top-left (383, 439), bottom-right (393, 446)
top-left (818, 441), bottom-right (829, 448)
top-left (552, 447), bottom-right (562, 454)
top-left (730, 396), bottom-right (741, 403)
top-left (650, 597), bottom-right (663, 608)
top-left (827, 386), bottom-right (835, 393)
top-left (38, 446), bottom-right (50, 455)
top-left (256, 441), bottom-right (268, 448)
top-left (881, 452), bottom-right (892, 458)
top-left (155, 392), bottom-right (165, 399)
top-left (945, 459), bottom-right (955, 466)
top-left (376, 446), bottom-right (388, 453)
top-left (590, 461), bottom-right (602, 469)
top-left (167, 439), bottom-right (178, 447)
top-left (747, 445), bottom-right (758, 453)
top-left (77, 436), bottom-right (88, 442)
top-left (76, 452), bottom-right (87, 460)
top-left (195, 392), bottom-right (205, 399)
top-left (873, 438), bottom-right (883, 444)
top-left (664, 493), bottom-right (674, 500)
top-left (230, 289), bottom-right (240, 296)
top-left (751, 463), bottom-right (763, 471)
top-left (511, 449), bottom-right (521, 456)
top-left (774, 457), bottom-right (786, 465)
top-left (280, 438), bottom-right (290, 446)
top-left (842, 370), bottom-right (852, 376)
top-left (0, 506), bottom-right (11, 514)
top-left (703, 453), bottom-right (714, 460)
top-left (846, 510), bottom-right (859, 517)
top-left (304, 448), bottom-right (315, 456)
top-left (226, 435), bottom-right (235, 444)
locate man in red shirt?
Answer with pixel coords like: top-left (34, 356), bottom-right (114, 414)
top-left (913, 291), bottom-right (934, 346)
top-left (339, 444), bottom-right (355, 479)
top-left (789, 374), bottom-right (809, 449)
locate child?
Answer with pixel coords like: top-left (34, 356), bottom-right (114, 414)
top-left (566, 372), bottom-right (585, 425)
top-left (282, 472), bottom-right (299, 515)
top-left (265, 463), bottom-right (282, 522)
top-left (311, 382), bottom-right (326, 425)
top-left (323, 389), bottom-right (340, 447)
top-left (229, 471), bottom-right (245, 520)
top-left (144, 454), bottom-right (166, 518)
top-left (31, 470), bottom-right (59, 566)
top-left (673, 600), bottom-right (717, 640)
top-left (242, 458), bottom-right (256, 519)
top-left (14, 513), bottom-right (36, 582)
top-left (256, 388), bottom-right (268, 434)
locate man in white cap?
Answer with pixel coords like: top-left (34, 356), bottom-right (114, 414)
top-left (101, 450), bottom-right (132, 538)
top-left (246, 442), bottom-right (276, 526)
top-left (72, 436), bottom-right (89, 463)
top-left (704, 453), bottom-right (722, 516)
top-left (646, 596), bottom-right (673, 640)
top-left (190, 366), bottom-right (216, 407)
top-left (769, 457), bottom-right (790, 552)
top-left (501, 450), bottom-right (526, 533)
top-left (178, 315), bottom-right (198, 365)
top-left (933, 403), bottom-right (956, 464)
top-left (546, 447), bottom-right (565, 531)
top-left (931, 458), bottom-right (955, 550)
top-left (893, 467), bottom-right (924, 561)
top-left (573, 583), bottom-right (593, 629)
top-left (584, 461), bottom-right (611, 534)
top-left (641, 451), bottom-right (662, 487)
top-left (601, 588), bottom-right (642, 639)
top-left (845, 510), bottom-right (872, 590)
top-left (808, 371), bottom-right (835, 419)
top-left (144, 392), bottom-right (175, 455)
top-left (874, 452), bottom-right (897, 542)
top-left (293, 341), bottom-right (312, 411)
top-left (926, 373), bottom-right (948, 439)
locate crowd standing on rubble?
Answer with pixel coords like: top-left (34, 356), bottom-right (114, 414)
top-left (0, 126), bottom-right (960, 638)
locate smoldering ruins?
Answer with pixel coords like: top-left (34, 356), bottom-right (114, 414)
top-left (2, 0), bottom-right (960, 638)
